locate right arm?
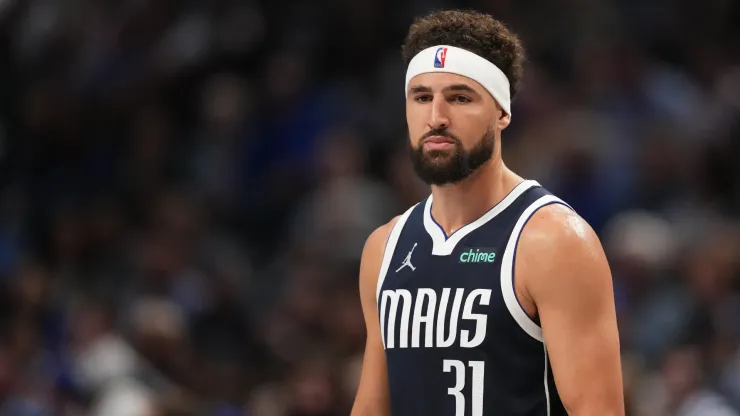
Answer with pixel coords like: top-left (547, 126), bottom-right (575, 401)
top-left (350, 218), bottom-right (399, 416)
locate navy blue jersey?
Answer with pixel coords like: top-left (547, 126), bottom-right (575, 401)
top-left (377, 180), bottom-right (570, 416)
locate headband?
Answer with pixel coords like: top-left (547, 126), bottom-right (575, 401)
top-left (405, 45), bottom-right (511, 116)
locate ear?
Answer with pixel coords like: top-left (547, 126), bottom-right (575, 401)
top-left (497, 112), bottom-right (511, 130)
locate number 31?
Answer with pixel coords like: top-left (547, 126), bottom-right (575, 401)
top-left (443, 359), bottom-right (485, 416)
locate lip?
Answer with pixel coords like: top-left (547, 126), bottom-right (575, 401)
top-left (424, 135), bottom-right (455, 144)
top-left (422, 136), bottom-right (456, 151)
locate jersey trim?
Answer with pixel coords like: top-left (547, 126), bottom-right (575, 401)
top-left (500, 195), bottom-right (572, 342)
top-left (376, 204), bottom-right (417, 304)
top-left (423, 180), bottom-right (540, 256)
top-left (544, 343), bottom-right (551, 416)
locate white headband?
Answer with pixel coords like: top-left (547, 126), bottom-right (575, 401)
top-left (405, 45), bottom-right (511, 116)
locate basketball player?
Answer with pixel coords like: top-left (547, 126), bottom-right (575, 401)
top-left (351, 10), bottom-right (624, 416)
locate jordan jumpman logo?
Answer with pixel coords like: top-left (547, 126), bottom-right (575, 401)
top-left (396, 243), bottom-right (418, 272)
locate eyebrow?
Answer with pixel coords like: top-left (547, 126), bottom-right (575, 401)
top-left (408, 85), bottom-right (432, 94)
top-left (443, 84), bottom-right (477, 94)
top-left (407, 84), bottom-right (479, 95)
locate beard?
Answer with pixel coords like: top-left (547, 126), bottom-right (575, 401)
top-left (409, 127), bottom-right (495, 186)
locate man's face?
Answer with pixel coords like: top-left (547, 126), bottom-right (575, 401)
top-left (405, 72), bottom-right (507, 185)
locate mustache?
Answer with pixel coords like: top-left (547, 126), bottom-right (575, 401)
top-left (420, 128), bottom-right (462, 144)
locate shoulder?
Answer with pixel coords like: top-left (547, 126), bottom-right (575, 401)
top-left (520, 202), bottom-right (603, 257)
top-left (516, 202), bottom-right (611, 296)
top-left (363, 216), bottom-right (402, 260)
top-left (361, 198), bottom-right (422, 266)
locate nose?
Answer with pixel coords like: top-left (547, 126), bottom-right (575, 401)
top-left (429, 96), bottom-right (450, 130)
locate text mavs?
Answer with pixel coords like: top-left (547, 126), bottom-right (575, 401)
top-left (380, 249), bottom-right (496, 349)
top-left (380, 287), bottom-right (491, 349)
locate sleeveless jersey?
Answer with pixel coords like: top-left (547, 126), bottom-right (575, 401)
top-left (377, 180), bottom-right (570, 416)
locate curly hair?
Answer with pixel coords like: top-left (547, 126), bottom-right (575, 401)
top-left (402, 10), bottom-right (525, 101)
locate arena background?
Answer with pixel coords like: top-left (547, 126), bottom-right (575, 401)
top-left (0, 0), bottom-right (740, 415)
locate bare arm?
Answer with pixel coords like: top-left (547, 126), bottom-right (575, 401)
top-left (517, 204), bottom-right (624, 415)
top-left (350, 218), bottom-right (398, 416)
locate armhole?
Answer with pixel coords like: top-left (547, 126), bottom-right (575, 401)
top-left (500, 195), bottom-right (572, 342)
top-left (375, 204), bottom-right (417, 303)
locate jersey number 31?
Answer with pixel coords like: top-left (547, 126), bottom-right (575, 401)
top-left (443, 359), bottom-right (484, 416)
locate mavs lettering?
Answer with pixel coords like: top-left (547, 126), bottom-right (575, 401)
top-left (379, 288), bottom-right (491, 349)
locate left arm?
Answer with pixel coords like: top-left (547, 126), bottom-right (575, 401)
top-left (517, 204), bottom-right (624, 415)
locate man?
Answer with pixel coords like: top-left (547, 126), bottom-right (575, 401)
top-left (351, 10), bottom-right (624, 416)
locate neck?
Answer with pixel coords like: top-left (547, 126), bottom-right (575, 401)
top-left (429, 158), bottom-right (524, 236)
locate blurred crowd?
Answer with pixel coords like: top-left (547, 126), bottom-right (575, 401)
top-left (0, 0), bottom-right (739, 415)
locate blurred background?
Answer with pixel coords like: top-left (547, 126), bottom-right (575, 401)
top-left (0, 0), bottom-right (739, 415)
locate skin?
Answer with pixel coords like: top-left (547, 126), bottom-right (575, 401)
top-left (351, 71), bottom-right (624, 416)
top-left (351, 218), bottom-right (396, 416)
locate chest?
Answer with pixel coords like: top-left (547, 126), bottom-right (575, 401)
top-left (378, 238), bottom-right (509, 351)
top-left (385, 217), bottom-right (509, 290)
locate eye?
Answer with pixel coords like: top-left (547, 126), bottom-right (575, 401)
top-left (453, 95), bottom-right (472, 103)
top-left (415, 95), bottom-right (432, 103)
